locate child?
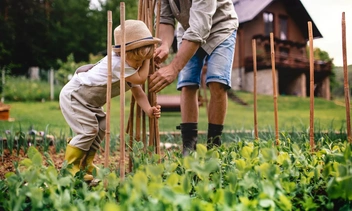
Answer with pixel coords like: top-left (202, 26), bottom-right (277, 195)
top-left (59, 20), bottom-right (161, 182)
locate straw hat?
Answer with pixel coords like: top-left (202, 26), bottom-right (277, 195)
top-left (113, 20), bottom-right (161, 53)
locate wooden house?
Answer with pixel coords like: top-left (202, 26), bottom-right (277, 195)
top-left (231, 0), bottom-right (332, 100)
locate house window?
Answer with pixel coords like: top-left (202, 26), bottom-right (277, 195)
top-left (263, 12), bottom-right (274, 36)
top-left (279, 16), bottom-right (288, 40)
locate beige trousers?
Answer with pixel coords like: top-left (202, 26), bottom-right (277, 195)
top-left (59, 75), bottom-right (131, 151)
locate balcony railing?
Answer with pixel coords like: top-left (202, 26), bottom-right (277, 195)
top-left (244, 53), bottom-right (332, 72)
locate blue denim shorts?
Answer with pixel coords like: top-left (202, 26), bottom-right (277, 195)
top-left (177, 30), bottom-right (237, 90)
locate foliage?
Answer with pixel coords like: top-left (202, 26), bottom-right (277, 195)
top-left (55, 53), bottom-right (103, 85)
top-left (1, 135), bottom-right (352, 210)
top-left (331, 65), bottom-right (352, 97)
top-left (3, 77), bottom-right (61, 102)
top-left (0, 0), bottom-right (139, 75)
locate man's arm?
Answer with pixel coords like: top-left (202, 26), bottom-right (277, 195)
top-left (154, 24), bottom-right (175, 64)
top-left (149, 39), bottom-right (200, 93)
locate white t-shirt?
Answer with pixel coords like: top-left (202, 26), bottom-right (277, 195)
top-left (77, 52), bottom-right (138, 86)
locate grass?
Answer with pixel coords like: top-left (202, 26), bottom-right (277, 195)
top-left (0, 81), bottom-right (349, 140)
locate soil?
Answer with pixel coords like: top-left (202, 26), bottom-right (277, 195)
top-left (0, 142), bottom-right (180, 180)
top-left (0, 145), bottom-right (124, 180)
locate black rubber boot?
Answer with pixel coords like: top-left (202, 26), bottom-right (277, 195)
top-left (177, 123), bottom-right (198, 156)
top-left (207, 123), bottom-right (224, 149)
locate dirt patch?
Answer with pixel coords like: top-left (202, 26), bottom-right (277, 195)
top-left (0, 143), bottom-right (179, 180)
top-left (0, 146), bottom-right (123, 180)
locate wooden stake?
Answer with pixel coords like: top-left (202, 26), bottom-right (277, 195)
top-left (138, 0), bottom-right (143, 20)
top-left (270, 33), bottom-right (279, 144)
top-left (128, 96), bottom-right (135, 172)
top-left (119, 2), bottom-right (126, 180)
top-left (201, 66), bottom-right (209, 115)
top-left (105, 10), bottom-right (112, 169)
top-left (252, 39), bottom-right (258, 140)
top-left (154, 0), bottom-right (161, 156)
top-left (342, 12), bottom-right (351, 142)
top-left (308, 21), bottom-right (315, 151)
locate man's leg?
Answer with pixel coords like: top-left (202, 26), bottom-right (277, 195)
top-left (205, 30), bottom-right (237, 148)
top-left (180, 85), bottom-right (199, 156)
top-left (176, 48), bottom-right (206, 156)
top-left (207, 82), bottom-right (227, 148)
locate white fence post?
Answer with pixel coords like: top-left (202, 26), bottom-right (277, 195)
top-left (50, 68), bottom-right (54, 101)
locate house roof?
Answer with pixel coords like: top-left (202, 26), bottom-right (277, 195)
top-left (233, 0), bottom-right (323, 39)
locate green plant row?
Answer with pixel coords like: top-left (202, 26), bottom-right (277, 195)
top-left (0, 135), bottom-right (351, 211)
top-left (3, 77), bottom-right (62, 102)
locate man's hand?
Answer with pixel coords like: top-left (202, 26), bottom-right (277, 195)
top-left (154, 44), bottom-right (170, 65)
top-left (149, 64), bottom-right (178, 93)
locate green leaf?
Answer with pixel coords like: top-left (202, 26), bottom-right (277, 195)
top-left (261, 148), bottom-right (277, 162)
top-left (58, 176), bottom-right (72, 187)
top-left (278, 194), bottom-right (292, 211)
top-left (166, 173), bottom-right (179, 186)
top-left (182, 174), bottom-right (192, 193)
top-left (277, 152), bottom-right (290, 166)
top-left (132, 171), bottom-right (148, 192)
top-left (20, 158), bottom-right (33, 167)
top-left (241, 146), bottom-right (253, 159)
top-left (211, 189), bottom-right (225, 204)
top-left (103, 202), bottom-right (120, 211)
top-left (196, 144), bottom-right (207, 158)
top-left (235, 159), bottom-right (246, 171)
top-left (146, 164), bottom-right (164, 182)
top-left (259, 199), bottom-right (274, 208)
top-left (32, 153), bottom-right (43, 167)
top-left (262, 181), bottom-right (275, 198)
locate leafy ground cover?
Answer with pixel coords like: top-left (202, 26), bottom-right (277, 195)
top-left (0, 132), bottom-right (351, 210)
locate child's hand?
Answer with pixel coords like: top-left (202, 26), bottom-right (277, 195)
top-left (149, 105), bottom-right (161, 118)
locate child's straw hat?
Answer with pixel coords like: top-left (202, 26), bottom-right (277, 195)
top-left (113, 20), bottom-right (161, 53)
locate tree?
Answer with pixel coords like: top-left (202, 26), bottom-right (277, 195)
top-left (0, 0), bottom-right (140, 76)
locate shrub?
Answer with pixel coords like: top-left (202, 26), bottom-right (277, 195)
top-left (3, 76), bottom-right (61, 102)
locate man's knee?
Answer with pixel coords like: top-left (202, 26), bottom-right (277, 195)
top-left (208, 82), bottom-right (227, 93)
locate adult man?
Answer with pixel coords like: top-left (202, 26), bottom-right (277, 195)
top-left (149, 0), bottom-right (238, 155)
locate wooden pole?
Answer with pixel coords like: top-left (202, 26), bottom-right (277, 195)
top-left (147, 0), bottom-right (156, 150)
top-left (252, 39), bottom-right (258, 140)
top-left (341, 12), bottom-right (351, 142)
top-left (270, 33), bottom-right (279, 144)
top-left (119, 2), bottom-right (126, 180)
top-left (308, 21), bottom-right (315, 151)
top-left (201, 66), bottom-right (209, 115)
top-left (154, 0), bottom-right (161, 156)
top-left (138, 0), bottom-right (143, 20)
top-left (128, 96), bottom-right (135, 172)
top-left (105, 10), bottom-right (112, 169)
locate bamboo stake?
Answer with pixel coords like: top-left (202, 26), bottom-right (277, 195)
top-left (341, 12), bottom-right (351, 142)
top-left (105, 10), bottom-right (112, 169)
top-left (154, 0), bottom-right (161, 156)
top-left (140, 0), bottom-right (148, 151)
top-left (136, 102), bottom-right (142, 142)
top-left (252, 39), bottom-right (258, 140)
top-left (308, 21), bottom-right (315, 151)
top-left (201, 66), bottom-right (209, 115)
top-left (128, 96), bottom-right (135, 172)
top-left (138, 0), bottom-right (143, 20)
top-left (270, 33), bottom-right (279, 144)
top-left (119, 2), bottom-right (126, 180)
top-left (146, 0), bottom-right (155, 149)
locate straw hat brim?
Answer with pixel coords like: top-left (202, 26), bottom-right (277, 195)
top-left (113, 37), bottom-right (161, 53)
